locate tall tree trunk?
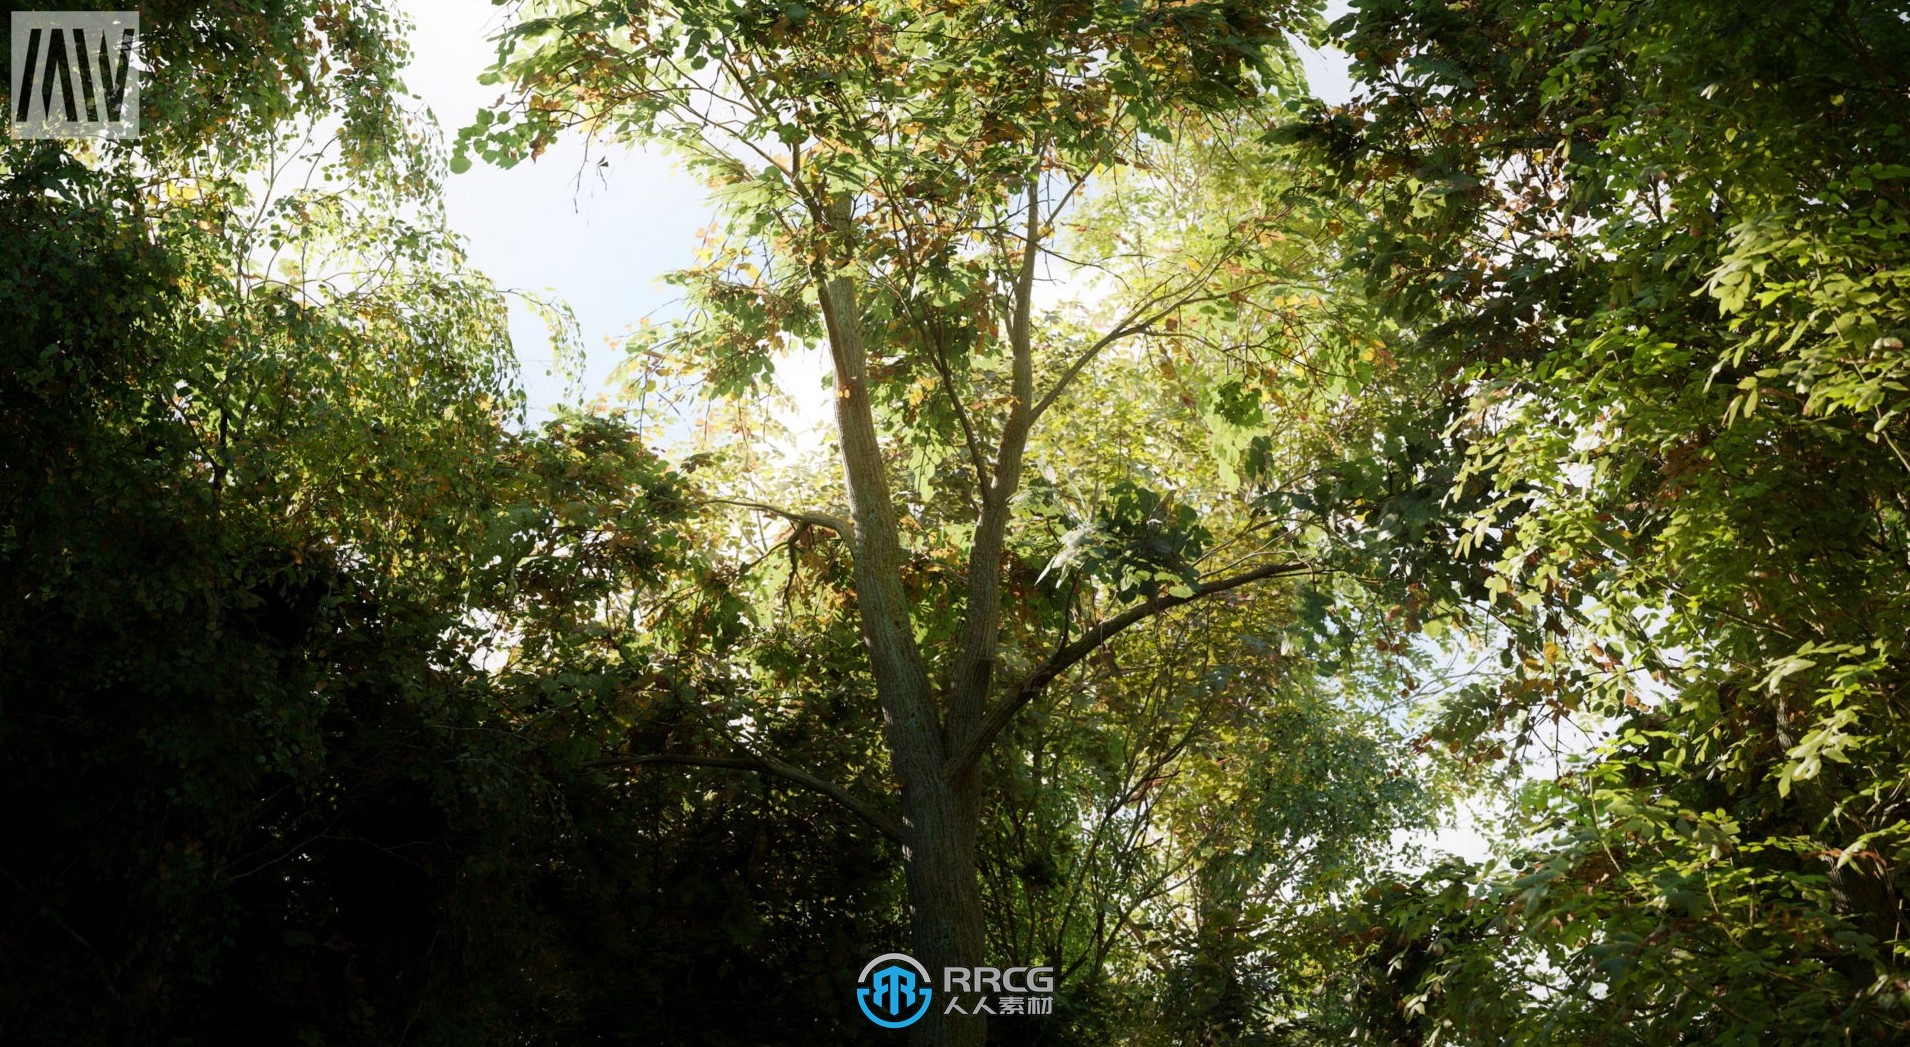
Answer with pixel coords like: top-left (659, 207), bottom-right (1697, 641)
top-left (816, 259), bottom-right (988, 1047)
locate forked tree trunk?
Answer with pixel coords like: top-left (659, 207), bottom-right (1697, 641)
top-left (797, 169), bottom-right (1298, 1046)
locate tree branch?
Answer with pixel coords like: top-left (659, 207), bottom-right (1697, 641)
top-left (1028, 256), bottom-right (1234, 427)
top-left (588, 751), bottom-right (903, 843)
top-left (942, 558), bottom-right (1312, 782)
top-left (944, 172), bottom-right (1044, 760)
top-left (925, 322), bottom-right (993, 500)
top-left (702, 498), bottom-right (851, 536)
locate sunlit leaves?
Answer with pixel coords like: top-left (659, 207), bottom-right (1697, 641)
top-left (1301, 0), bottom-right (1910, 1041)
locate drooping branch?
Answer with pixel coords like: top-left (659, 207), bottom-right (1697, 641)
top-left (942, 558), bottom-right (1313, 782)
top-left (587, 751), bottom-right (903, 843)
top-left (701, 498), bottom-right (851, 536)
top-left (924, 320), bottom-right (993, 501)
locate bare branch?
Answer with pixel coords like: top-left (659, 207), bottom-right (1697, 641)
top-left (588, 751), bottom-right (903, 843)
top-left (945, 173), bottom-right (1044, 757)
top-left (943, 558), bottom-right (1312, 782)
top-left (702, 498), bottom-right (851, 536)
top-left (1027, 255), bottom-right (1233, 426)
top-left (914, 300), bottom-right (992, 500)
top-left (811, 200), bottom-right (947, 790)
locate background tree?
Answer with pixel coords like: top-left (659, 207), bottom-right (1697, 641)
top-left (0, 5), bottom-right (898, 1043)
top-left (1285, 0), bottom-right (1910, 1041)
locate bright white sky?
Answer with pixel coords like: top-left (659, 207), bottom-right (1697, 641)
top-left (395, 0), bottom-right (710, 420)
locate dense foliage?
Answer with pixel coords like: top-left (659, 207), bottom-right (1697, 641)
top-left (6, 0), bottom-right (1906, 1044)
top-left (0, 6), bottom-right (892, 1044)
top-left (1286, 0), bottom-right (1910, 1042)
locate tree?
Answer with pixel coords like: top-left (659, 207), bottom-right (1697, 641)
top-left (0, 6), bottom-right (797, 1042)
top-left (459, 1), bottom-right (1387, 1042)
top-left (1286, 0), bottom-right (1910, 1040)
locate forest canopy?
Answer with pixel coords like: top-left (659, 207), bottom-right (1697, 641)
top-left (1, 1), bottom-right (1905, 1045)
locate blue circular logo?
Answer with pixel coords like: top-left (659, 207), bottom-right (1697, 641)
top-left (856, 952), bottom-right (934, 1029)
